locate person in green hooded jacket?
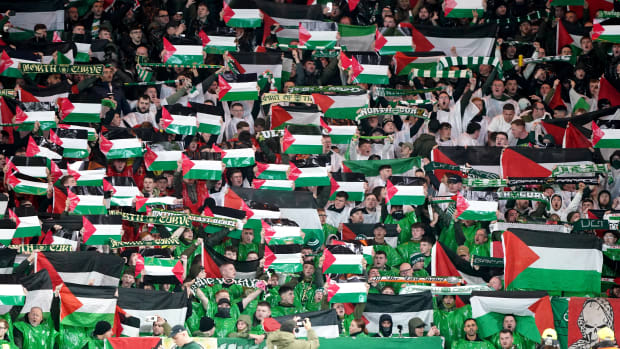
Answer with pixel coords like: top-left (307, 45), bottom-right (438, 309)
top-left (0, 319), bottom-right (18, 349)
top-left (13, 307), bottom-right (58, 349)
top-left (271, 286), bottom-right (306, 317)
top-left (81, 321), bottom-right (113, 349)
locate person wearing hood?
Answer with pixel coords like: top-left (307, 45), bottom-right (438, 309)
top-left (266, 318), bottom-right (319, 349)
top-left (228, 315), bottom-right (252, 338)
top-left (434, 296), bottom-right (473, 349)
top-left (13, 307), bottom-right (58, 349)
top-left (373, 314), bottom-right (394, 337)
top-left (408, 317), bottom-right (440, 337)
top-left (213, 298), bottom-right (238, 338)
top-left (547, 182), bottom-right (584, 221)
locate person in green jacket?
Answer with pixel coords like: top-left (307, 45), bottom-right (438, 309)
top-left (410, 253), bottom-right (430, 277)
top-left (81, 321), bottom-right (113, 349)
top-left (368, 250), bottom-right (399, 277)
top-left (213, 299), bottom-right (238, 338)
top-left (13, 307), bottom-right (58, 349)
top-left (266, 318), bottom-right (319, 349)
top-left (228, 315), bottom-right (252, 339)
top-left (271, 286), bottom-right (306, 317)
top-left (0, 319), bottom-right (17, 349)
top-left (397, 223), bottom-right (425, 262)
top-left (348, 318), bottom-right (369, 338)
top-left (191, 317), bottom-right (215, 337)
top-left (488, 315), bottom-right (536, 349)
top-left (170, 325), bottom-right (205, 349)
top-left (452, 318), bottom-right (495, 349)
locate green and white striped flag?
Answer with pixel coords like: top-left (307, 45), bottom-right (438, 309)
top-left (7, 173), bottom-right (48, 196)
top-left (68, 192), bottom-right (106, 215)
top-left (0, 51), bottom-right (38, 78)
top-left (181, 155), bottom-right (222, 180)
top-left (288, 163), bottom-right (330, 187)
top-left (255, 163), bottom-right (289, 180)
top-left (51, 128), bottom-right (89, 159)
top-left (312, 92), bottom-right (369, 119)
top-left (65, 166), bottom-right (106, 186)
top-left (200, 33), bottom-right (237, 54)
top-left (338, 23), bottom-right (375, 51)
top-left (74, 42), bottom-right (91, 63)
top-left (135, 197), bottom-right (178, 213)
top-left (438, 56), bottom-right (499, 69)
top-left (195, 107), bottom-right (222, 135)
top-left (213, 145), bottom-right (255, 167)
top-left (409, 69), bottom-right (472, 79)
top-left (282, 129), bottom-right (323, 154)
top-left (136, 65), bottom-right (153, 82)
top-left (385, 181), bottom-right (426, 205)
top-left (253, 179), bottom-right (294, 191)
top-left (144, 147), bottom-right (182, 171)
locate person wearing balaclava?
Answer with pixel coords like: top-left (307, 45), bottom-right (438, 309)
top-left (373, 314), bottom-right (393, 337)
top-left (213, 299), bottom-right (237, 338)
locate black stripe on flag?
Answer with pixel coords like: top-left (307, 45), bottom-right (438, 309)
top-left (507, 229), bottom-right (602, 250)
top-left (84, 215), bottom-right (122, 225)
top-left (0, 0), bottom-right (63, 12)
top-left (470, 290), bottom-right (548, 299)
top-left (231, 187), bottom-right (318, 209)
top-left (436, 146), bottom-right (502, 166)
top-left (508, 147), bottom-right (596, 164)
top-left (255, 0), bottom-right (323, 20)
top-left (230, 52), bottom-right (282, 66)
top-left (40, 251), bottom-right (124, 275)
top-left (64, 282), bottom-right (117, 299)
top-left (0, 248), bottom-right (17, 274)
top-left (414, 23), bottom-right (498, 39)
top-left (364, 292), bottom-right (433, 313)
top-left (342, 223), bottom-right (399, 238)
top-left (21, 269), bottom-right (53, 291)
top-left (188, 102), bottom-right (224, 118)
top-left (117, 287), bottom-right (187, 311)
top-left (268, 244), bottom-right (303, 254)
top-left (10, 156), bottom-right (47, 167)
top-left (275, 309), bottom-right (339, 327)
top-left (346, 52), bottom-right (391, 65)
top-left (55, 128), bottom-right (88, 140)
top-left (204, 245), bottom-right (260, 276)
top-left (164, 104), bottom-right (195, 116)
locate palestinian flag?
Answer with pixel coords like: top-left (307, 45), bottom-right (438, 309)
top-left (229, 52), bottom-right (282, 89)
top-left (279, 208), bottom-right (323, 246)
top-left (274, 309), bottom-right (340, 338)
top-left (556, 19), bottom-right (591, 54)
top-left (411, 24), bottom-right (496, 57)
top-left (1, 0), bottom-right (64, 41)
top-left (271, 105), bottom-right (321, 129)
top-left (7, 156), bottom-right (47, 178)
top-left (393, 51), bottom-right (446, 76)
top-left (342, 223), bottom-right (399, 247)
top-left (263, 221), bottom-right (303, 245)
top-left (105, 177), bottom-right (142, 207)
top-left (444, 0), bottom-right (484, 18)
top-left (144, 147), bottom-right (182, 171)
top-left (503, 229), bottom-right (602, 294)
top-left (264, 244), bottom-right (302, 272)
top-left (222, 3), bottom-right (262, 28)
top-left (433, 146), bottom-right (499, 178)
top-left (65, 190), bottom-right (106, 215)
top-left (282, 129), bottom-right (323, 155)
top-left (299, 22), bottom-right (338, 49)
top-left (312, 92), bottom-right (369, 119)
top-left (20, 270), bottom-right (54, 315)
top-left (326, 278), bottom-right (367, 303)
top-left (135, 196), bottom-right (178, 213)
top-left (288, 163), bottom-right (330, 187)
top-left (82, 215), bottom-right (122, 245)
top-left (182, 154), bottom-right (222, 180)
top-left (471, 291), bottom-right (555, 343)
top-left (161, 105), bottom-right (197, 135)
top-left (0, 50), bottom-right (38, 78)
top-left (329, 177), bottom-right (365, 202)
top-left (253, 179), bottom-right (294, 191)
top-left (325, 125), bottom-right (357, 144)
top-left (65, 167), bottom-right (106, 186)
top-left (452, 192), bottom-right (497, 221)
top-left (35, 251), bottom-right (124, 288)
top-left (0, 249), bottom-right (17, 274)
top-left (202, 244), bottom-right (259, 279)
top-left (50, 128), bottom-right (89, 159)
top-left (500, 147), bottom-right (595, 178)
top-left (62, 124), bottom-right (96, 141)
top-left (8, 209), bottom-right (41, 238)
top-left (0, 285), bottom-right (25, 306)
top-left (162, 38), bottom-right (203, 65)
top-left (74, 42), bottom-right (90, 63)
top-left (6, 172), bottom-right (48, 196)
top-left (0, 219), bottom-right (16, 245)
top-left (213, 145), bottom-right (255, 167)
top-left (375, 30), bottom-right (414, 55)
top-left (218, 74), bottom-right (258, 101)
top-left (322, 248), bottom-right (364, 274)
top-left (256, 162), bottom-right (289, 180)
top-left (343, 157), bottom-right (422, 176)
top-left (99, 135), bottom-right (143, 159)
top-left (432, 241), bottom-right (494, 285)
top-left (257, 0), bottom-right (324, 45)
top-left (385, 181), bottom-right (425, 206)
top-left (592, 122), bottom-right (620, 148)
top-left (599, 76), bottom-right (620, 107)
top-left (195, 105), bottom-right (223, 134)
top-left (14, 106), bottom-right (57, 131)
top-left (60, 283), bottom-right (116, 327)
top-left (199, 32), bottom-right (237, 54)
top-left (18, 81), bottom-right (71, 103)
top-left (342, 53), bottom-right (390, 85)
top-left (363, 292), bottom-right (434, 335)
top-left (57, 98), bottom-right (101, 123)
top-left (117, 288), bottom-right (188, 335)
top-left (338, 23), bottom-right (375, 51)
top-left (136, 256), bottom-right (184, 284)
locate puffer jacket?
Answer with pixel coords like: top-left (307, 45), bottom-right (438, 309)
top-left (266, 329), bottom-right (319, 349)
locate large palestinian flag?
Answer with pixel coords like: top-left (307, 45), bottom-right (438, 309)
top-left (432, 242), bottom-right (495, 285)
top-left (35, 251), bottom-right (124, 288)
top-left (82, 215), bottom-right (122, 245)
top-left (363, 292), bottom-right (434, 335)
top-left (117, 288), bottom-right (188, 335)
top-left (0, 0), bottom-right (64, 41)
top-left (60, 283), bottom-right (117, 327)
top-left (556, 19), bottom-right (591, 54)
top-left (202, 244), bottom-right (259, 279)
top-left (503, 229), bottom-right (602, 294)
top-left (411, 24), bottom-right (497, 56)
top-left (312, 92), bottom-right (369, 119)
top-left (500, 147), bottom-right (596, 178)
top-left (431, 146), bottom-right (502, 178)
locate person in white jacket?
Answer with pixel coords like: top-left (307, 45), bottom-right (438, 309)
top-left (547, 183), bottom-right (585, 221)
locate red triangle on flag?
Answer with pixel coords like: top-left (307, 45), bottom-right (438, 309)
top-left (528, 295), bottom-right (555, 335)
top-left (325, 276), bottom-right (340, 302)
top-left (374, 28), bottom-right (387, 52)
top-left (6, 171), bottom-right (20, 188)
top-left (541, 121), bottom-right (566, 146)
top-left (281, 128), bottom-right (295, 153)
top-left (5, 158), bottom-right (15, 174)
top-left (556, 20), bottom-right (574, 55)
top-left (287, 161), bottom-right (302, 181)
top-left (67, 167), bottom-right (81, 180)
top-left (350, 56), bottom-right (363, 81)
top-left (134, 254), bottom-right (145, 277)
top-left (430, 148), bottom-right (461, 180)
top-left (298, 23), bottom-right (311, 46)
top-left (410, 26), bottom-right (435, 52)
top-left (103, 178), bottom-right (116, 194)
top-left (35, 252), bottom-right (64, 288)
top-left (433, 243), bottom-right (462, 280)
top-left (503, 230), bottom-right (540, 288)
top-left (563, 122), bottom-right (592, 148)
top-left (262, 220), bottom-right (276, 244)
top-left (222, 1), bottom-right (235, 24)
top-left (0, 97), bottom-right (14, 144)
top-left (203, 205), bottom-right (214, 217)
top-left (312, 94), bottom-right (335, 113)
top-left (322, 249), bottom-right (336, 273)
top-left (57, 98), bottom-right (74, 119)
top-left (52, 186), bottom-right (68, 215)
top-left (82, 216), bottom-right (96, 244)
top-left (14, 106), bottom-right (28, 124)
top-left (135, 197), bottom-right (148, 212)
top-left (255, 162), bottom-right (269, 177)
top-left (261, 12), bottom-right (278, 45)
top-left (198, 30), bottom-right (210, 47)
top-left (270, 105), bottom-right (293, 129)
top-left (67, 191), bottom-right (80, 211)
top-left (41, 230), bottom-right (54, 245)
top-left (598, 77), bottom-right (620, 107)
top-left (172, 260), bottom-right (185, 284)
top-left (0, 50), bottom-right (13, 74)
top-left (591, 121), bottom-right (604, 145)
top-left (52, 31), bottom-right (63, 42)
top-left (340, 51), bottom-right (352, 70)
top-left (501, 148), bottom-right (552, 178)
top-left (181, 154), bottom-right (195, 177)
top-left (212, 144), bottom-right (227, 157)
top-left (18, 88), bottom-right (39, 103)
top-left (443, 0), bottom-right (457, 16)
top-left (50, 161), bottom-right (63, 183)
top-left (547, 85), bottom-right (566, 111)
top-left (49, 129), bottom-right (64, 146)
top-left (591, 20), bottom-right (605, 41)
top-left (451, 192), bottom-right (470, 217)
top-left (385, 180), bottom-right (398, 203)
top-left (341, 224), bottom-right (357, 241)
top-left (162, 38), bottom-right (176, 62)
top-left (347, 0), bottom-right (360, 11)
top-left (263, 245), bottom-right (276, 269)
top-left (59, 285), bottom-right (84, 321)
top-left (8, 209), bottom-right (20, 227)
top-left (224, 188), bottom-right (253, 218)
top-left (143, 146), bottom-right (157, 168)
top-left (218, 75), bottom-right (232, 100)
top-left (320, 118), bottom-right (332, 133)
top-left (253, 179), bottom-right (266, 189)
top-left (160, 107), bottom-right (173, 130)
top-left (202, 246), bottom-right (223, 278)
top-left (329, 176), bottom-right (340, 198)
top-left (99, 134), bottom-right (114, 153)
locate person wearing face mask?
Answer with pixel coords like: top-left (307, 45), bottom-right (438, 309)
top-left (212, 298), bottom-right (237, 338)
top-left (373, 314), bottom-right (394, 337)
top-left (13, 307), bottom-right (58, 349)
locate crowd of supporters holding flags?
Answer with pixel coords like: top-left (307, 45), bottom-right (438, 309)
top-left (0, 0), bottom-right (619, 348)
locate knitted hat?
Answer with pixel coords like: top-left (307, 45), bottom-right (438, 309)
top-left (199, 317), bottom-right (215, 332)
top-left (93, 321), bottom-right (112, 336)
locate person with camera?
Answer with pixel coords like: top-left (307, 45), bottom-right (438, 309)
top-left (266, 317), bottom-right (319, 349)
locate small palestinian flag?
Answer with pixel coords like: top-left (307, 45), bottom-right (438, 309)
top-left (50, 128), bottom-right (89, 159)
top-left (431, 241), bottom-right (495, 285)
top-left (222, 3), bottom-right (262, 28)
top-left (136, 256), bottom-right (184, 284)
top-left (135, 196), bottom-right (178, 213)
top-left (202, 244), bottom-right (259, 279)
top-left (253, 179), bottom-right (294, 191)
top-left (325, 125), bottom-right (357, 144)
top-left (228, 52), bottom-right (283, 89)
top-left (82, 215), bottom-right (122, 245)
top-left (218, 75), bottom-right (258, 101)
top-left (161, 106), bottom-right (197, 135)
top-left (65, 167), bottom-right (106, 186)
top-left (345, 55), bottom-right (389, 85)
top-left (282, 129), bottom-right (323, 155)
top-left (0, 50), bottom-right (38, 78)
top-left (68, 191), bottom-right (107, 215)
top-left (338, 23), bottom-right (375, 51)
top-left (100, 135), bottom-right (143, 159)
top-left (264, 244), bottom-right (302, 273)
top-left (105, 177), bottom-right (142, 207)
top-left (144, 147), bottom-right (182, 171)
top-left (213, 145), bottom-right (255, 167)
top-left (8, 209), bottom-right (41, 238)
top-left (35, 251), bottom-right (124, 288)
top-left (326, 277), bottom-right (367, 303)
top-left (312, 92), bottom-right (369, 119)
top-left (74, 42), bottom-right (91, 63)
top-left (255, 162), bottom-right (289, 180)
top-left (452, 192), bottom-right (497, 221)
top-left (7, 172), bottom-right (48, 196)
top-left (375, 30), bottom-right (414, 55)
top-left (271, 105), bottom-right (321, 129)
top-left (298, 22), bottom-right (338, 49)
top-left (199, 31), bottom-right (237, 54)
top-left (60, 283), bottom-right (117, 327)
top-left (444, 0), bottom-right (484, 18)
top-left (385, 180), bottom-right (425, 206)
top-left (162, 38), bottom-right (203, 65)
top-left (288, 163), bottom-right (330, 187)
top-left (263, 221), bottom-right (303, 245)
top-left (591, 19), bottom-right (620, 43)
top-left (393, 52), bottom-right (444, 76)
top-left (196, 109), bottom-right (222, 134)
top-left (182, 154), bottom-right (222, 180)
top-left (592, 122), bottom-right (620, 148)
top-left (14, 106), bottom-right (57, 131)
top-left (57, 98), bottom-right (101, 123)
top-left (322, 249), bottom-right (364, 274)
top-left (329, 177), bottom-right (365, 202)
top-left (62, 124), bottom-right (97, 141)
top-left (7, 156), bottom-right (47, 178)
top-left (0, 284), bottom-right (26, 306)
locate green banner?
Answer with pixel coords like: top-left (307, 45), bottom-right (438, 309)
top-left (572, 219), bottom-right (610, 231)
top-left (551, 163), bottom-right (608, 176)
top-left (112, 211), bottom-right (192, 227)
top-left (108, 238), bottom-right (181, 249)
top-left (312, 50), bottom-right (340, 58)
top-left (423, 162), bottom-right (500, 180)
top-left (462, 178), bottom-right (508, 187)
top-left (356, 107), bottom-right (429, 120)
top-left (19, 63), bottom-right (104, 75)
top-left (343, 157), bottom-right (422, 176)
top-left (9, 244), bottom-right (73, 252)
top-left (261, 93), bottom-right (314, 105)
top-left (551, 297), bottom-right (569, 349)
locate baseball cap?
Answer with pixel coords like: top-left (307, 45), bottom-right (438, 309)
top-left (447, 174), bottom-right (462, 183)
top-left (169, 325), bottom-right (187, 338)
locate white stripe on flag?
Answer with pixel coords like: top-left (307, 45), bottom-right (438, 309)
top-left (529, 247), bottom-right (602, 271)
